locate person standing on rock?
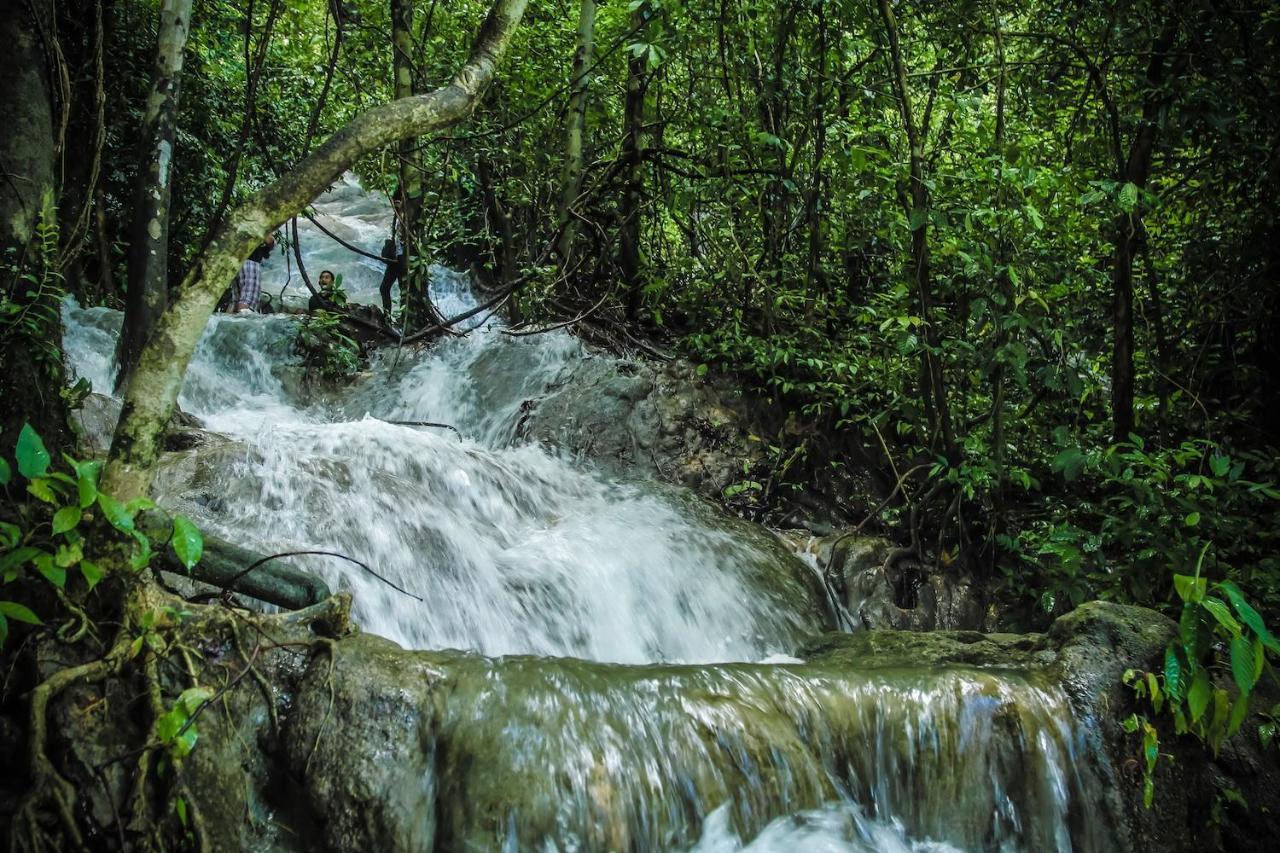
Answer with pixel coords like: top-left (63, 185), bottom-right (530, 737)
top-left (232, 233), bottom-right (277, 313)
top-left (379, 193), bottom-right (407, 318)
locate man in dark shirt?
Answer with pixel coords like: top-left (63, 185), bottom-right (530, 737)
top-left (309, 269), bottom-right (344, 312)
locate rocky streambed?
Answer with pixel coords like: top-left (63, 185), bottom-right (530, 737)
top-left (36, 192), bottom-right (1280, 850)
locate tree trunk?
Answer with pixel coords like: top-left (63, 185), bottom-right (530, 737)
top-left (102, 0), bottom-right (531, 502)
top-left (391, 0), bottom-right (432, 328)
top-left (116, 0), bottom-right (194, 390)
top-left (0, 0), bottom-right (64, 449)
top-left (877, 0), bottom-right (954, 458)
top-left (803, 1), bottom-right (828, 319)
top-left (620, 4), bottom-right (648, 321)
top-left (1110, 16), bottom-right (1184, 443)
top-left (555, 0), bottom-right (596, 271)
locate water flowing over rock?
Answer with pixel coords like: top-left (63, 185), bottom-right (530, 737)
top-left (54, 178), bottom-right (1274, 851)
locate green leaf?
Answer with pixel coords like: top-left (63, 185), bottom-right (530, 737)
top-left (33, 554), bottom-right (66, 589)
top-left (1184, 511), bottom-right (1200, 527)
top-left (171, 516), bottom-right (203, 571)
top-left (1202, 597), bottom-right (1242, 635)
top-left (0, 613), bottom-right (7, 646)
top-left (97, 492), bottom-right (135, 533)
top-left (27, 478), bottom-right (57, 504)
top-left (0, 457), bottom-right (10, 485)
top-left (1216, 581), bottom-right (1280, 653)
top-left (1174, 574), bottom-right (1207, 604)
top-left (73, 459), bottom-right (101, 508)
top-left (0, 601), bottom-right (41, 625)
top-left (1228, 691), bottom-right (1249, 737)
top-left (1231, 634), bottom-right (1256, 695)
top-left (77, 476), bottom-right (97, 509)
top-left (1163, 647), bottom-right (1183, 701)
top-left (1118, 182), bottom-right (1138, 212)
top-left (0, 546), bottom-right (41, 576)
top-left (1051, 447), bottom-right (1086, 482)
top-left (1188, 672), bottom-right (1211, 722)
top-left (178, 686), bottom-right (214, 715)
top-left (80, 559), bottom-right (103, 592)
top-left (16, 424), bottom-right (51, 479)
top-left (52, 506), bottom-right (81, 535)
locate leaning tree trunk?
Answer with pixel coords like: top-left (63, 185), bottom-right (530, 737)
top-left (102, 0), bottom-right (530, 502)
top-left (0, 0), bottom-right (63, 449)
top-left (555, 0), bottom-right (596, 271)
top-left (116, 0), bottom-right (194, 390)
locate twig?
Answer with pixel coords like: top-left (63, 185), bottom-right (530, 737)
top-left (382, 419), bottom-right (462, 438)
top-left (223, 550), bottom-right (424, 603)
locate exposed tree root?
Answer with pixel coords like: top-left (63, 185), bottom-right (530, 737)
top-left (9, 635), bottom-right (129, 853)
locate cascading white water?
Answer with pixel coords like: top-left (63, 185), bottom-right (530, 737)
top-left (61, 177), bottom-right (1113, 851)
top-left (60, 187), bottom-right (823, 664)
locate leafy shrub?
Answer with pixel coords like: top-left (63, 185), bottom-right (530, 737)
top-left (1124, 550), bottom-right (1279, 807)
top-left (1000, 437), bottom-right (1280, 617)
top-left (294, 310), bottom-right (362, 381)
top-left (0, 424), bottom-right (202, 646)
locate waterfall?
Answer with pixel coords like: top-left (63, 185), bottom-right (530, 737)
top-left (61, 176), bottom-right (1113, 851)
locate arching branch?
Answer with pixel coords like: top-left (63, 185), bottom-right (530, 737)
top-left (102, 0), bottom-right (530, 501)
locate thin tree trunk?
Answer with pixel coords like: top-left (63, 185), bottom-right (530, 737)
top-left (804, 1), bottom-right (828, 319)
top-left (878, 0), bottom-right (955, 457)
top-left (102, 0), bottom-right (531, 501)
top-left (990, 23), bottom-right (1010, 557)
top-left (203, 0), bottom-right (283, 243)
top-left (1110, 17), bottom-right (1184, 442)
top-left (555, 0), bottom-right (596, 270)
top-left (620, 4), bottom-right (648, 320)
top-left (391, 0), bottom-right (431, 327)
top-left (93, 185), bottom-right (116, 303)
top-left (116, 0), bottom-right (193, 389)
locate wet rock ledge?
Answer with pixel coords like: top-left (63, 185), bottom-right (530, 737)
top-left (7, 598), bottom-right (1276, 852)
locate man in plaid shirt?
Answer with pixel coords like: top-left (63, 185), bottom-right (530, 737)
top-left (233, 233), bottom-right (276, 313)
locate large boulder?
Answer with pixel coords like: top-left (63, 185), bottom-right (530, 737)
top-left (516, 357), bottom-right (768, 501)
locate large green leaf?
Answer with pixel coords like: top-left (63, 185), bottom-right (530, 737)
top-left (1188, 671), bottom-right (1211, 722)
top-left (15, 424), bottom-right (50, 479)
top-left (97, 492), bottom-right (135, 533)
top-left (171, 515), bottom-right (203, 571)
top-left (1202, 597), bottom-right (1241, 635)
top-left (52, 506), bottom-right (82, 535)
top-left (0, 601), bottom-right (41, 625)
top-left (1173, 574), bottom-right (1207, 604)
top-left (1217, 581), bottom-right (1280, 653)
top-left (33, 554), bottom-right (66, 589)
top-left (1231, 634), bottom-right (1256, 695)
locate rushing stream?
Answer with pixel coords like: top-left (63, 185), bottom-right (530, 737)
top-left (61, 177), bottom-right (1114, 851)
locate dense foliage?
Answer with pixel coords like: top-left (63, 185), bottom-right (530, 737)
top-left (16, 0), bottom-right (1280, 624)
